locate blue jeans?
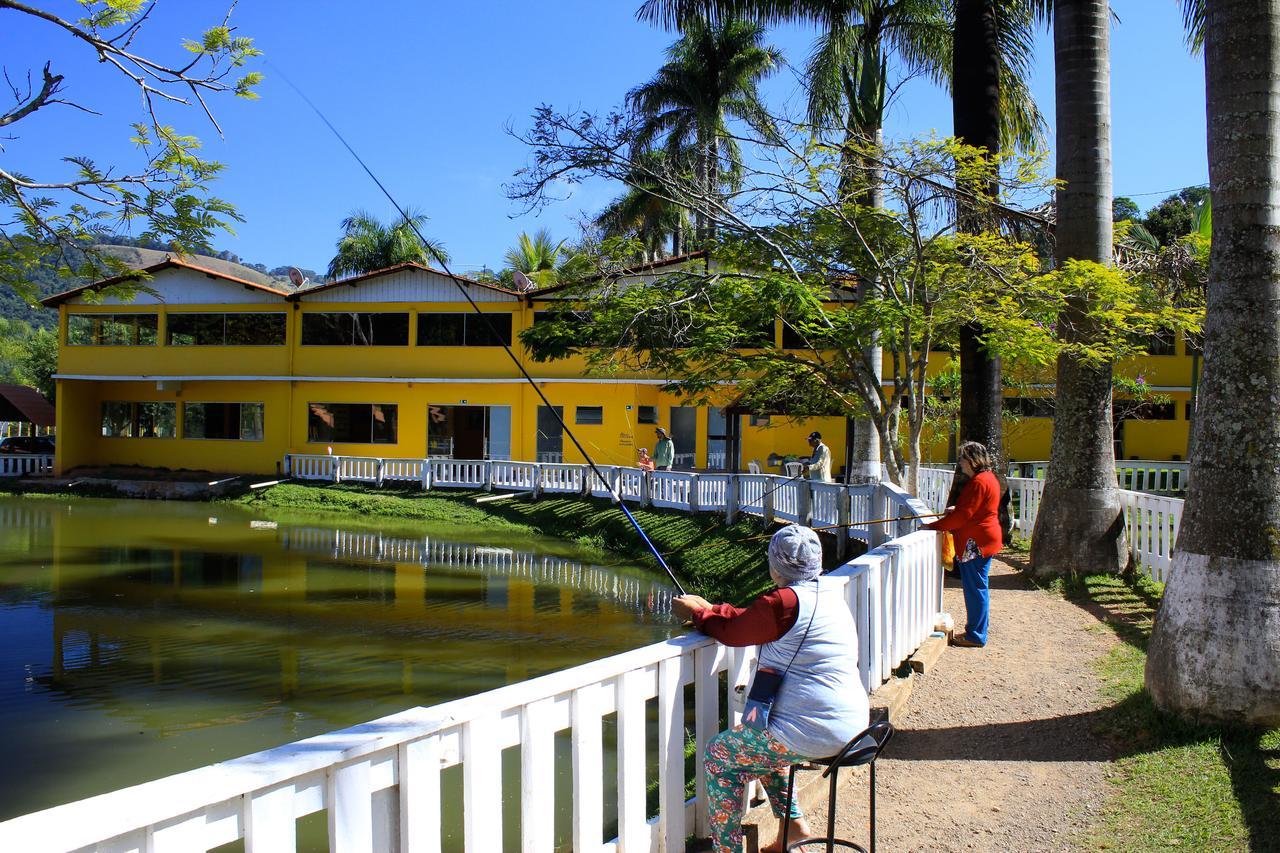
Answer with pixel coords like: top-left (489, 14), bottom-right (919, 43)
top-left (957, 555), bottom-right (991, 645)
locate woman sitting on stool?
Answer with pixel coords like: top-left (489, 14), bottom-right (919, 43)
top-left (673, 525), bottom-right (868, 853)
top-left (923, 440), bottom-right (1003, 647)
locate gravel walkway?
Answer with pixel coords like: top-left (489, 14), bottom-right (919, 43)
top-left (797, 557), bottom-right (1119, 852)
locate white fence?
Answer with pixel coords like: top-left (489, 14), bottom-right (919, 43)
top-left (1006, 459), bottom-right (1189, 494)
top-left (0, 461), bottom-right (944, 853)
top-left (916, 467), bottom-right (1184, 582)
top-left (0, 453), bottom-right (53, 478)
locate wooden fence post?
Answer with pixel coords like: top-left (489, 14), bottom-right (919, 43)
top-left (420, 460), bottom-right (431, 492)
top-left (375, 459), bottom-right (385, 488)
top-left (688, 473), bottom-right (700, 513)
top-left (725, 475), bottom-right (739, 524)
top-left (763, 479), bottom-right (775, 524)
top-left (333, 457), bottom-right (342, 485)
top-left (483, 461), bottom-right (494, 493)
top-left (640, 472), bottom-right (651, 508)
top-left (835, 487), bottom-right (851, 560)
top-left (798, 481), bottom-right (812, 526)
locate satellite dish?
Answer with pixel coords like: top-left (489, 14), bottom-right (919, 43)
top-left (513, 270), bottom-right (534, 291)
top-left (287, 267), bottom-right (307, 289)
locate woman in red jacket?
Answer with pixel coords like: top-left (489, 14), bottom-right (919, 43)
top-left (924, 441), bottom-right (1003, 647)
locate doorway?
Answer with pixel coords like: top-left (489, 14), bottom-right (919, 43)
top-left (427, 405), bottom-right (512, 459)
top-left (670, 407), bottom-right (697, 469)
top-left (536, 406), bottom-right (564, 462)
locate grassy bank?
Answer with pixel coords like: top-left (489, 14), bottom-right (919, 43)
top-left (1057, 574), bottom-right (1280, 851)
top-left (233, 483), bottom-right (779, 602)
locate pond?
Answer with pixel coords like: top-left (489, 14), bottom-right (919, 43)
top-left (0, 494), bottom-right (679, 841)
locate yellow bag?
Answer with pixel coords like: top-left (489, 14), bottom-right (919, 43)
top-left (940, 531), bottom-right (956, 569)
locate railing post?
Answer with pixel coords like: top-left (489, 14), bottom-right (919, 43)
top-left (725, 475), bottom-right (739, 524)
top-left (333, 457), bottom-right (342, 485)
top-left (283, 455), bottom-right (292, 476)
top-left (532, 463), bottom-right (543, 501)
top-left (611, 468), bottom-right (621, 504)
top-left (375, 459), bottom-right (385, 488)
top-left (483, 460), bottom-right (493, 493)
top-left (420, 459), bottom-right (430, 492)
top-left (763, 478), bottom-right (775, 524)
top-left (687, 473), bottom-right (700, 512)
top-left (835, 487), bottom-right (851, 560)
top-left (640, 472), bottom-right (651, 508)
top-left (799, 480), bottom-right (812, 526)
top-left (581, 465), bottom-right (592, 497)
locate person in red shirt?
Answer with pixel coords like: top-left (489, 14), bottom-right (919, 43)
top-left (923, 441), bottom-right (1003, 647)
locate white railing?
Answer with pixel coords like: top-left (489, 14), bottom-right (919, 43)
top-left (0, 453), bottom-right (54, 477)
top-left (915, 466), bottom-right (1183, 582)
top-left (6, 459), bottom-right (945, 853)
top-left (1007, 459), bottom-right (1189, 494)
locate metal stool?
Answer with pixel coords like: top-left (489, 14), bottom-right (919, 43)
top-left (780, 719), bottom-right (895, 852)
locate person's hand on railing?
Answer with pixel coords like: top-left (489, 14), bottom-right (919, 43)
top-left (672, 594), bottom-right (712, 621)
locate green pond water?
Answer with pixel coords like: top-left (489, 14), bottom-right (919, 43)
top-left (0, 494), bottom-right (679, 844)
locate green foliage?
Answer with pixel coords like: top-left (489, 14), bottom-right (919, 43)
top-left (1112, 196), bottom-right (1141, 221)
top-left (2, 2), bottom-right (262, 304)
top-left (0, 318), bottom-right (56, 399)
top-left (326, 210), bottom-right (449, 279)
top-left (1140, 186), bottom-right (1210, 247)
top-left (499, 229), bottom-right (590, 288)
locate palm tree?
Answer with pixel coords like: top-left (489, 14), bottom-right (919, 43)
top-left (1027, 0), bottom-right (1127, 577)
top-left (627, 16), bottom-right (782, 243)
top-left (501, 229), bottom-right (588, 289)
top-left (950, 0), bottom-right (1042, 530)
top-left (1146, 0), bottom-right (1280, 725)
top-left (326, 209), bottom-right (449, 279)
top-left (595, 153), bottom-right (692, 261)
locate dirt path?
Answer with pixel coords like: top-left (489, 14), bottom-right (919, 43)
top-left (807, 558), bottom-right (1119, 852)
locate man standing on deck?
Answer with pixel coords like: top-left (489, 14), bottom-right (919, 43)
top-left (803, 431), bottom-right (832, 483)
top-left (653, 427), bottom-right (675, 471)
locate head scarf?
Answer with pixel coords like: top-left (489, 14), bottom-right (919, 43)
top-left (767, 524), bottom-right (823, 584)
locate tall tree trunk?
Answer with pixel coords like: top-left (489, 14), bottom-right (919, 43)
top-left (1029, 0), bottom-right (1127, 578)
top-left (1145, 0), bottom-right (1280, 726)
top-left (951, 0), bottom-right (1012, 539)
top-left (850, 127), bottom-right (885, 484)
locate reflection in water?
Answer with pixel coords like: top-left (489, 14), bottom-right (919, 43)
top-left (0, 497), bottom-right (677, 828)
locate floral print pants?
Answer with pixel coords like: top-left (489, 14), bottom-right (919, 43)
top-left (705, 724), bottom-right (810, 853)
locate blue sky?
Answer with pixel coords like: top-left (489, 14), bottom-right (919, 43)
top-left (3, 1), bottom-right (1206, 277)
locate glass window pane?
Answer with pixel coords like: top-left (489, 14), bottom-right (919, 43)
top-left (167, 313), bottom-right (224, 345)
top-left (307, 403), bottom-right (336, 443)
top-left (637, 405), bottom-right (659, 424)
top-left (101, 402), bottom-right (134, 437)
top-left (134, 314), bottom-right (158, 345)
top-left (302, 313), bottom-right (355, 345)
top-left (371, 404), bottom-right (398, 444)
top-left (135, 402), bottom-right (176, 438)
top-left (184, 403), bottom-right (243, 439)
top-left (486, 406), bottom-right (512, 459)
top-left (575, 406), bottom-right (603, 425)
top-left (101, 316), bottom-right (131, 346)
top-left (417, 314), bottom-right (466, 346)
top-left (225, 313), bottom-right (286, 346)
top-left (166, 314), bottom-right (199, 346)
top-left (67, 315), bottom-right (93, 345)
top-left (465, 313), bottom-right (512, 347)
top-left (369, 313), bottom-right (409, 346)
top-left (239, 403), bottom-right (265, 440)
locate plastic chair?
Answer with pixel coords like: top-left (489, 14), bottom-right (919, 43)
top-left (780, 719), bottom-right (895, 852)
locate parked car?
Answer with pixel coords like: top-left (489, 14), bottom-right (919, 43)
top-left (0, 436), bottom-right (55, 455)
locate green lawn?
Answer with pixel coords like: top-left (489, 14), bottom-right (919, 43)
top-left (1058, 574), bottom-right (1280, 852)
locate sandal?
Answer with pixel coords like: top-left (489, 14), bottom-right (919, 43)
top-left (950, 632), bottom-right (984, 648)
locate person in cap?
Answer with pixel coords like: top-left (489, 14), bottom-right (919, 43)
top-left (802, 431), bottom-right (832, 483)
top-left (673, 525), bottom-right (868, 853)
top-left (653, 427), bottom-right (675, 471)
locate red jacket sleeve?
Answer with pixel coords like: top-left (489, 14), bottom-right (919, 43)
top-left (691, 587), bottom-right (799, 647)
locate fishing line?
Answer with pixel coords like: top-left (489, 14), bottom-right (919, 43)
top-left (271, 61), bottom-right (689, 596)
top-left (661, 511), bottom-right (943, 558)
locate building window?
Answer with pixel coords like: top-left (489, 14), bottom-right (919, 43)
top-left (417, 313), bottom-right (513, 346)
top-left (749, 414), bottom-right (771, 427)
top-left (167, 313), bottom-right (286, 346)
top-left (1003, 397), bottom-right (1054, 418)
top-left (637, 405), bottom-right (659, 424)
top-left (301, 313), bottom-right (409, 346)
top-left (1124, 402), bottom-right (1176, 421)
top-left (307, 403), bottom-right (398, 444)
top-left (100, 401), bottom-right (177, 438)
top-left (68, 313), bottom-right (158, 346)
top-left (781, 323), bottom-right (806, 350)
top-left (183, 402), bottom-right (265, 440)
top-left (575, 406), bottom-right (604, 425)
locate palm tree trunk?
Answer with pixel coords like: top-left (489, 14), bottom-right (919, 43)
top-left (1028, 0), bottom-right (1127, 578)
top-left (952, 0), bottom-right (1011, 540)
top-left (1145, 0), bottom-right (1280, 726)
top-left (850, 127), bottom-right (885, 484)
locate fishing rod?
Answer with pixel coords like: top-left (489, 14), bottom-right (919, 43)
top-left (271, 63), bottom-right (690, 596)
top-left (661, 511), bottom-right (944, 558)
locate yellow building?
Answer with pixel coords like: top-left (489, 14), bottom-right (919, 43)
top-left (42, 254), bottom-right (1196, 477)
